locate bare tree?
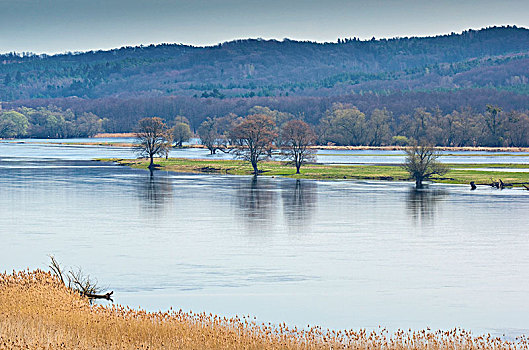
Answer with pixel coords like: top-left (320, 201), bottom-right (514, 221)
top-left (505, 110), bottom-right (529, 147)
top-left (166, 131), bottom-right (175, 159)
top-left (281, 120), bottom-right (316, 174)
top-left (367, 108), bottom-right (392, 146)
top-left (198, 117), bottom-right (228, 154)
top-left (483, 104), bottom-right (504, 146)
top-left (135, 117), bottom-right (172, 169)
top-left (402, 144), bottom-right (449, 188)
top-left (230, 114), bottom-right (277, 175)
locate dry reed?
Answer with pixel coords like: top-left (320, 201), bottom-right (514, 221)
top-left (1, 270), bottom-right (527, 349)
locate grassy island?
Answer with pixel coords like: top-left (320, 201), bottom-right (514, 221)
top-left (100, 158), bottom-right (529, 186)
top-left (1, 269), bottom-right (525, 349)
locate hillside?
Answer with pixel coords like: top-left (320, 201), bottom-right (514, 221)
top-left (1, 26), bottom-right (529, 100)
top-left (2, 26), bottom-right (529, 134)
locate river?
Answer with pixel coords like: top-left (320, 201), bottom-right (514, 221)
top-left (1, 140), bottom-right (528, 338)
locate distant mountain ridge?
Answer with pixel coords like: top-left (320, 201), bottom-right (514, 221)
top-left (2, 26), bottom-right (529, 135)
top-left (1, 26), bottom-right (529, 101)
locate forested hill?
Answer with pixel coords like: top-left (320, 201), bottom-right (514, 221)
top-left (2, 26), bottom-right (529, 101)
top-left (2, 26), bottom-right (529, 133)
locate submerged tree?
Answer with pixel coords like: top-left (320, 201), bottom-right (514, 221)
top-left (281, 119), bottom-right (316, 174)
top-left (402, 144), bottom-right (449, 188)
top-left (231, 114), bottom-right (277, 175)
top-left (135, 117), bottom-right (172, 169)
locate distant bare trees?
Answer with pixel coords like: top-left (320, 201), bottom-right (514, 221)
top-left (198, 117), bottom-right (228, 154)
top-left (483, 104), bottom-right (503, 146)
top-left (319, 103), bottom-right (366, 145)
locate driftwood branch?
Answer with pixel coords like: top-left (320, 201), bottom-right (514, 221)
top-left (83, 291), bottom-right (114, 301)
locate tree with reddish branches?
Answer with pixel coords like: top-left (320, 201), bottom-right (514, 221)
top-left (281, 120), bottom-right (316, 174)
top-left (230, 114), bottom-right (277, 175)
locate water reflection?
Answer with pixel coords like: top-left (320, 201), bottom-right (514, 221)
top-left (3, 149), bottom-right (529, 334)
top-left (280, 179), bottom-right (317, 226)
top-left (138, 172), bottom-right (174, 212)
top-left (235, 176), bottom-right (278, 229)
top-left (406, 188), bottom-right (447, 225)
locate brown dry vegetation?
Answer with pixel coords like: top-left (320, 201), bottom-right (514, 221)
top-left (1, 270), bottom-right (528, 349)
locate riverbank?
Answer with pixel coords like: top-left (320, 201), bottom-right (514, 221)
top-left (41, 139), bottom-right (529, 152)
top-left (0, 269), bottom-right (523, 350)
top-left (102, 158), bottom-right (529, 186)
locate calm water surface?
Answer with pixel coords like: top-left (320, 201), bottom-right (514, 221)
top-left (1, 142), bottom-right (529, 337)
top-left (5, 138), bottom-right (529, 164)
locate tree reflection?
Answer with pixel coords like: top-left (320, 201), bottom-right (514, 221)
top-left (406, 188), bottom-right (446, 225)
top-left (235, 176), bottom-right (277, 228)
top-left (280, 179), bottom-right (317, 227)
top-left (139, 172), bottom-right (174, 212)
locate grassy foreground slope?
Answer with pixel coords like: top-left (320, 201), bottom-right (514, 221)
top-left (0, 270), bottom-right (525, 349)
top-left (105, 158), bottom-right (529, 186)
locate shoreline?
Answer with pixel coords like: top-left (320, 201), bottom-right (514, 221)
top-left (1, 269), bottom-right (526, 349)
top-left (90, 134), bottom-right (529, 152)
top-left (5, 136), bottom-right (529, 152)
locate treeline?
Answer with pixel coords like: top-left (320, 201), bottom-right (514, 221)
top-left (3, 101), bottom-right (528, 147)
top-left (172, 104), bottom-right (529, 148)
top-left (0, 106), bottom-right (104, 138)
top-left (6, 88), bottom-right (529, 134)
top-left (318, 104), bottom-right (529, 147)
top-left (2, 26), bottom-right (529, 143)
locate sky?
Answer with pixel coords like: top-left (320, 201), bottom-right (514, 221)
top-left (1, 0), bottom-right (529, 54)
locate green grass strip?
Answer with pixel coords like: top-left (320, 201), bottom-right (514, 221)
top-left (98, 158), bottom-right (529, 186)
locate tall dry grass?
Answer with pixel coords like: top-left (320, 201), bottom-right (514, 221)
top-left (0, 270), bottom-right (527, 350)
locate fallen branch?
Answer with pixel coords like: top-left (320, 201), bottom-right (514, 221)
top-left (83, 291), bottom-right (114, 301)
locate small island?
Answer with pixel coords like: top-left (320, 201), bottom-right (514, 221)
top-left (103, 157), bottom-right (529, 187)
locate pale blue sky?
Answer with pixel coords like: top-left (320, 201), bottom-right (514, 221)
top-left (2, 0), bottom-right (528, 54)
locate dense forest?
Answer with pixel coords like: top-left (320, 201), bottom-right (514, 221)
top-left (1, 26), bottom-right (529, 145)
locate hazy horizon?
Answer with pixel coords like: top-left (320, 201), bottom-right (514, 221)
top-left (1, 0), bottom-right (529, 55)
